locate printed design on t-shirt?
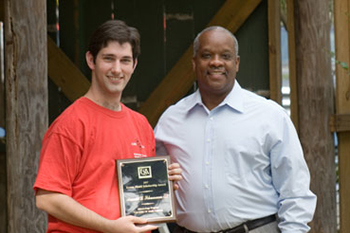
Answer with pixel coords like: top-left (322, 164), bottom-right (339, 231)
top-left (131, 138), bottom-right (147, 158)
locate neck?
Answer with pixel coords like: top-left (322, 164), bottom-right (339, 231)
top-left (84, 90), bottom-right (122, 111)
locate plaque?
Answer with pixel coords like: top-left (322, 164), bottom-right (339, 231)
top-left (116, 156), bottom-right (176, 223)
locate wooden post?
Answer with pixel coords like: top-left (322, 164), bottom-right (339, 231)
top-left (268, 0), bottom-right (282, 104)
top-left (292, 0), bottom-right (337, 232)
top-left (287, 0), bottom-right (299, 131)
top-left (334, 0), bottom-right (350, 232)
top-left (5, 0), bottom-right (48, 232)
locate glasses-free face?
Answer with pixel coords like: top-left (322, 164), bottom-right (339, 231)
top-left (86, 41), bottom-right (137, 103)
top-left (192, 29), bottom-right (240, 107)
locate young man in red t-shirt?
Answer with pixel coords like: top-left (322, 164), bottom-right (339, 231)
top-left (34, 20), bottom-right (182, 233)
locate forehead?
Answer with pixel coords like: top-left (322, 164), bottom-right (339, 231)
top-left (99, 41), bottom-right (133, 56)
top-left (198, 29), bottom-right (235, 52)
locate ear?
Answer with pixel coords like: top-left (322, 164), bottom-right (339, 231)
top-left (86, 51), bottom-right (95, 71)
top-left (192, 57), bottom-right (196, 72)
top-left (131, 59), bottom-right (138, 74)
top-left (235, 56), bottom-right (240, 72)
top-left (133, 59), bottom-right (138, 69)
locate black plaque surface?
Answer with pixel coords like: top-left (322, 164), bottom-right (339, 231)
top-left (116, 156), bottom-right (176, 223)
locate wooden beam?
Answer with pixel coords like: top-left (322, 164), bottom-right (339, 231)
top-left (48, 36), bottom-right (90, 102)
top-left (139, 0), bottom-right (263, 127)
top-left (330, 114), bottom-right (350, 133)
top-left (334, 0), bottom-right (350, 232)
top-left (5, 0), bottom-right (48, 231)
top-left (287, 0), bottom-right (299, 132)
top-left (292, 0), bottom-right (336, 232)
top-left (268, 0), bottom-right (282, 104)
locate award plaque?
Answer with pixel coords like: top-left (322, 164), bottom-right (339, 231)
top-left (116, 156), bottom-right (176, 223)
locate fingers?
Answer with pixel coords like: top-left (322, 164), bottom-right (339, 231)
top-left (137, 224), bottom-right (158, 232)
top-left (168, 162), bottom-right (182, 190)
top-left (168, 163), bottom-right (182, 176)
top-left (127, 216), bottom-right (148, 225)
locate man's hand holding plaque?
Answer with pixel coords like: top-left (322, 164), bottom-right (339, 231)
top-left (116, 156), bottom-right (181, 223)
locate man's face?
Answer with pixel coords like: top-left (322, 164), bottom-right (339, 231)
top-left (192, 29), bottom-right (240, 99)
top-left (86, 41), bottom-right (137, 100)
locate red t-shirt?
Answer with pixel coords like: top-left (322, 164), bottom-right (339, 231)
top-left (34, 97), bottom-right (155, 232)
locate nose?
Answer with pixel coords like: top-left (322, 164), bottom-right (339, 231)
top-left (111, 60), bottom-right (122, 73)
top-left (209, 55), bottom-right (223, 68)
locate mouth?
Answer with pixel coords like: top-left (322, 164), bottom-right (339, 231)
top-left (107, 75), bottom-right (123, 81)
top-left (207, 70), bottom-right (227, 76)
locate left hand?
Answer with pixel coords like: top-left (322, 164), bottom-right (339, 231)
top-left (168, 163), bottom-right (182, 190)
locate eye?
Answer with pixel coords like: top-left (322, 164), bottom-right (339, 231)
top-left (201, 53), bottom-right (211, 59)
top-left (103, 56), bottom-right (114, 62)
top-left (121, 57), bottom-right (133, 64)
top-left (222, 53), bottom-right (233, 60)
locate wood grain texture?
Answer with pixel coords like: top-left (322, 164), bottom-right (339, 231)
top-left (48, 36), bottom-right (90, 102)
top-left (5, 0), bottom-right (48, 232)
top-left (334, 0), bottom-right (350, 232)
top-left (268, 0), bottom-right (282, 104)
top-left (287, 0), bottom-right (299, 131)
top-left (293, 0), bottom-right (337, 232)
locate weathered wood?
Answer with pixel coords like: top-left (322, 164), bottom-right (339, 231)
top-left (292, 0), bottom-right (337, 232)
top-left (329, 114), bottom-right (350, 132)
top-left (48, 36), bottom-right (90, 102)
top-left (139, 0), bottom-right (263, 127)
top-left (334, 0), bottom-right (350, 232)
top-left (267, 0), bottom-right (282, 104)
top-left (5, 0), bottom-right (48, 232)
top-left (0, 18), bottom-right (6, 233)
top-left (287, 0), bottom-right (299, 131)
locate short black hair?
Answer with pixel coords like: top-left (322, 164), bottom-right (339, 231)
top-left (88, 20), bottom-right (140, 62)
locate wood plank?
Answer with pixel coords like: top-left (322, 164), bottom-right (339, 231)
top-left (5, 0), bottom-right (48, 232)
top-left (268, 0), bottom-right (282, 104)
top-left (329, 114), bottom-right (350, 132)
top-left (334, 0), bottom-right (350, 232)
top-left (287, 0), bottom-right (299, 132)
top-left (139, 0), bottom-right (263, 127)
top-left (0, 20), bottom-right (5, 233)
top-left (292, 0), bottom-right (336, 232)
top-left (48, 36), bottom-right (90, 102)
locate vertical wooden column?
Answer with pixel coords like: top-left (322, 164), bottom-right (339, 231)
top-left (5, 0), bottom-right (48, 232)
top-left (334, 0), bottom-right (350, 232)
top-left (268, 0), bottom-right (282, 104)
top-left (291, 0), bottom-right (337, 232)
top-left (287, 0), bottom-right (299, 131)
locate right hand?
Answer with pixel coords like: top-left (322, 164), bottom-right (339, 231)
top-left (104, 216), bottom-right (158, 233)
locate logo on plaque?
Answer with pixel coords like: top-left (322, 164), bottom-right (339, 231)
top-left (138, 166), bottom-right (152, 179)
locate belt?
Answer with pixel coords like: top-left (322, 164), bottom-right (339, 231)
top-left (180, 214), bottom-right (276, 233)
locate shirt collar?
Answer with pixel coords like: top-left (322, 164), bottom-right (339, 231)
top-left (184, 80), bottom-right (245, 113)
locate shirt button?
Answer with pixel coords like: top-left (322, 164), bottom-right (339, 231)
top-left (210, 117), bottom-right (213, 120)
top-left (206, 161), bottom-right (210, 165)
top-left (208, 209), bottom-right (211, 213)
top-left (207, 139), bottom-right (211, 142)
top-left (205, 184), bottom-right (209, 189)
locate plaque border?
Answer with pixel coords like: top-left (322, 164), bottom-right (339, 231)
top-left (116, 156), bottom-right (176, 223)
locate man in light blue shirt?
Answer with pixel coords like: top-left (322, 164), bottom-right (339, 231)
top-left (154, 26), bottom-right (316, 233)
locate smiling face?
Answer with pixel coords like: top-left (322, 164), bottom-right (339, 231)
top-left (192, 29), bottom-right (240, 109)
top-left (86, 41), bottom-right (137, 106)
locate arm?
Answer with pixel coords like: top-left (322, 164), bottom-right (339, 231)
top-left (36, 189), bottom-right (158, 233)
top-left (271, 117), bottom-right (317, 233)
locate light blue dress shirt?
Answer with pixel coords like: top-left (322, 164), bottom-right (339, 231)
top-left (154, 81), bottom-right (317, 233)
